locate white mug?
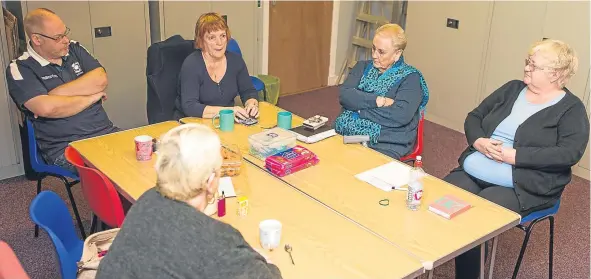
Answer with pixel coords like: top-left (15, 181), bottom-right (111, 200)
top-left (259, 219), bottom-right (282, 250)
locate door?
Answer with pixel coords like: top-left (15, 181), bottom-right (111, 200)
top-left (269, 1), bottom-right (332, 96)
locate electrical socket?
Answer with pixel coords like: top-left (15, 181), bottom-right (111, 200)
top-left (446, 18), bottom-right (459, 29)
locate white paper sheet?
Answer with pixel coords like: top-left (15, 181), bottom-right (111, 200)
top-left (355, 162), bottom-right (412, 192)
top-left (218, 177), bottom-right (236, 197)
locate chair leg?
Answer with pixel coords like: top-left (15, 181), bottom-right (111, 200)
top-left (548, 216), bottom-right (555, 279)
top-left (90, 214), bottom-right (98, 234)
top-left (512, 225), bottom-right (534, 279)
top-left (34, 178), bottom-right (42, 238)
top-left (61, 177), bottom-right (86, 239)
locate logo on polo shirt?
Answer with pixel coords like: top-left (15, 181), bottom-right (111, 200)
top-left (41, 74), bottom-right (59, 80)
top-left (72, 62), bottom-right (83, 76)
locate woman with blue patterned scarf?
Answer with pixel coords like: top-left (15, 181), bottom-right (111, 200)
top-left (335, 24), bottom-right (429, 160)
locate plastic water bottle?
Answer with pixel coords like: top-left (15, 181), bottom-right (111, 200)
top-left (407, 156), bottom-right (425, 210)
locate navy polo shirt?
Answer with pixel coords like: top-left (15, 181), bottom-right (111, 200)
top-left (6, 41), bottom-right (116, 163)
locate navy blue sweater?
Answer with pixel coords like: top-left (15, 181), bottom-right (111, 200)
top-left (174, 49), bottom-right (258, 118)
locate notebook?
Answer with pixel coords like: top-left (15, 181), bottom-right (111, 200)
top-left (290, 125), bottom-right (336, 144)
top-left (429, 195), bottom-right (471, 219)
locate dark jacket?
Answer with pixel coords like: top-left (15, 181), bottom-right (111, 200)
top-left (146, 35), bottom-right (194, 124)
top-left (338, 60), bottom-right (424, 159)
top-left (456, 80), bottom-right (589, 211)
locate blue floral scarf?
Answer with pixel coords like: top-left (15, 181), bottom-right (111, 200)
top-left (334, 56), bottom-right (429, 144)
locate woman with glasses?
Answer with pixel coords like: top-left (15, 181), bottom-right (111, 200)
top-left (96, 124), bottom-right (282, 279)
top-left (335, 23), bottom-right (429, 160)
top-left (444, 39), bottom-right (589, 279)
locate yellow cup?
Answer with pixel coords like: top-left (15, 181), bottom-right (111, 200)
top-left (237, 196), bottom-right (249, 217)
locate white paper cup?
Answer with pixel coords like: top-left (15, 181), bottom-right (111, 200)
top-left (259, 219), bottom-right (282, 250)
top-left (134, 135), bottom-right (153, 161)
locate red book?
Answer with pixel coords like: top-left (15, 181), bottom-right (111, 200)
top-left (429, 195), bottom-right (471, 219)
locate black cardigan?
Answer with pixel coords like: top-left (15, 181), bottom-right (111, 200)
top-left (456, 80), bottom-right (589, 211)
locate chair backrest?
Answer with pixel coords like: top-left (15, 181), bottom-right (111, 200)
top-left (64, 147), bottom-right (125, 228)
top-left (0, 241), bottom-right (30, 279)
top-left (29, 191), bottom-right (83, 279)
top-left (25, 118), bottom-right (44, 172)
top-left (146, 35), bottom-right (194, 124)
top-left (399, 113), bottom-right (425, 162)
top-left (24, 118), bottom-right (79, 179)
top-left (227, 38), bottom-right (242, 56)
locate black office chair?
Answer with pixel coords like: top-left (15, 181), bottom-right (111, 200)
top-left (146, 35), bottom-right (194, 124)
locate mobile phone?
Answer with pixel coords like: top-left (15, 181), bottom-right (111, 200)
top-left (241, 118), bottom-right (259, 126)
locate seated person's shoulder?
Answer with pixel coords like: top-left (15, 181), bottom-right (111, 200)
top-left (181, 50), bottom-right (205, 69)
top-left (225, 51), bottom-right (247, 67)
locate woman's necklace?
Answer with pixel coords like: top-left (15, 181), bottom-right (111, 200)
top-left (203, 53), bottom-right (223, 83)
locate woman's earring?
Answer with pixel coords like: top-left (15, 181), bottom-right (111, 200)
top-left (207, 192), bottom-right (217, 204)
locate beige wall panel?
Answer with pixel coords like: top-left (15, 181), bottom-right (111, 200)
top-left (211, 1), bottom-right (258, 74)
top-left (23, 1), bottom-right (94, 53)
top-left (88, 1), bottom-right (150, 129)
top-left (404, 1), bottom-right (493, 132)
top-left (542, 1), bottom-right (590, 102)
top-left (162, 1), bottom-right (211, 41)
top-left (162, 1), bottom-right (259, 74)
top-left (334, 1), bottom-right (356, 80)
top-left (481, 1), bottom-right (546, 101)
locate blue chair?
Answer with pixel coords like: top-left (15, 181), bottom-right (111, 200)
top-left (512, 200), bottom-right (561, 279)
top-left (25, 118), bottom-right (86, 239)
top-left (30, 191), bottom-right (84, 279)
top-left (227, 38), bottom-right (267, 101)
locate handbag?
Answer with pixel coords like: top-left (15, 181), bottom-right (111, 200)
top-left (76, 228), bottom-right (120, 279)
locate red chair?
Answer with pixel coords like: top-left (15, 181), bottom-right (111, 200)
top-left (399, 113), bottom-right (424, 163)
top-left (64, 146), bottom-right (125, 232)
top-left (0, 241), bottom-right (30, 279)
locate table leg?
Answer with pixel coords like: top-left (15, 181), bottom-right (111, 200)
top-left (480, 243), bottom-right (486, 279)
top-left (488, 237), bottom-right (499, 279)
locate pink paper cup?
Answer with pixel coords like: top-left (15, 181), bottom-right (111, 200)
top-left (134, 135), bottom-right (153, 161)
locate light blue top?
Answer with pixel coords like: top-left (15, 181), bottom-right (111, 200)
top-left (463, 88), bottom-right (565, 187)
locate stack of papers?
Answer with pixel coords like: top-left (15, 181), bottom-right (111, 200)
top-left (218, 177), bottom-right (236, 197)
top-left (355, 162), bottom-right (412, 191)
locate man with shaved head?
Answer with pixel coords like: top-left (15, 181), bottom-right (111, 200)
top-left (6, 8), bottom-right (119, 173)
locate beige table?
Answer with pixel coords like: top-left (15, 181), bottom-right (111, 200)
top-left (182, 102), bottom-right (521, 277)
top-left (70, 121), bottom-right (425, 279)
